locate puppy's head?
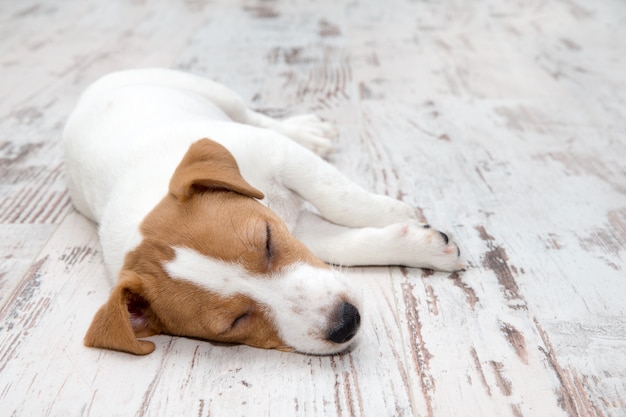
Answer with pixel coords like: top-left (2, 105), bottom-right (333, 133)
top-left (85, 139), bottom-right (361, 355)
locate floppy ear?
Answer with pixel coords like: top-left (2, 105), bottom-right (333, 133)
top-left (169, 138), bottom-right (264, 202)
top-left (84, 271), bottom-right (160, 355)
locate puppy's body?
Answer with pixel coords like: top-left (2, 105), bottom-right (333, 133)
top-left (64, 68), bottom-right (462, 355)
top-left (66, 72), bottom-right (300, 275)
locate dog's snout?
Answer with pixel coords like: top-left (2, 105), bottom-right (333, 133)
top-left (327, 302), bottom-right (361, 344)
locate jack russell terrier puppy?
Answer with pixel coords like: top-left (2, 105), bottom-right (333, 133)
top-left (64, 68), bottom-right (463, 356)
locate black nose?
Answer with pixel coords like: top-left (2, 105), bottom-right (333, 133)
top-left (327, 302), bottom-right (361, 344)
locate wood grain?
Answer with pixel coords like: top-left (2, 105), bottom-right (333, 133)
top-left (1, 0), bottom-right (625, 416)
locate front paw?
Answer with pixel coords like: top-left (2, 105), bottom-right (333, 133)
top-left (394, 223), bottom-right (464, 272)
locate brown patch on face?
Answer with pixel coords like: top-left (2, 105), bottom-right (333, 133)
top-left (85, 139), bottom-right (327, 354)
top-left (84, 268), bottom-right (288, 354)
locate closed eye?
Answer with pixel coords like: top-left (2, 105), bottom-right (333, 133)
top-left (231, 313), bottom-right (251, 330)
top-left (265, 222), bottom-right (274, 262)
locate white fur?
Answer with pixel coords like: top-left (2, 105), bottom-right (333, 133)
top-left (64, 68), bottom-right (462, 353)
top-left (164, 246), bottom-right (360, 354)
top-left (64, 68), bottom-right (461, 276)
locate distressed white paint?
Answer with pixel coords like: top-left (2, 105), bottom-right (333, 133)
top-left (1, 0), bottom-right (625, 416)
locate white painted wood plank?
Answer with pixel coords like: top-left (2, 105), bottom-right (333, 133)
top-left (0, 224), bottom-right (55, 309)
top-left (344, 0), bottom-right (626, 414)
top-left (1, 0), bottom-right (625, 416)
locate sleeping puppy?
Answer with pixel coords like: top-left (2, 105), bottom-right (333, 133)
top-left (63, 68), bottom-right (463, 355)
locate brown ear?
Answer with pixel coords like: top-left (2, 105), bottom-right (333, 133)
top-left (84, 271), bottom-right (159, 355)
top-left (169, 138), bottom-right (264, 202)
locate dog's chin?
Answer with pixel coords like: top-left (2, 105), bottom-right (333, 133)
top-left (202, 339), bottom-right (356, 356)
top-left (293, 335), bottom-right (361, 357)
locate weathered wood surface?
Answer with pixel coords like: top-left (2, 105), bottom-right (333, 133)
top-left (1, 0), bottom-right (625, 416)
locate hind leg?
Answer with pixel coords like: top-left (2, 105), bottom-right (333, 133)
top-left (107, 69), bottom-right (336, 155)
top-left (207, 93), bottom-right (335, 156)
top-left (180, 76), bottom-right (336, 156)
top-left (244, 111), bottom-right (335, 157)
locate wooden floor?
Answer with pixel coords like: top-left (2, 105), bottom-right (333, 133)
top-left (1, 0), bottom-right (625, 416)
